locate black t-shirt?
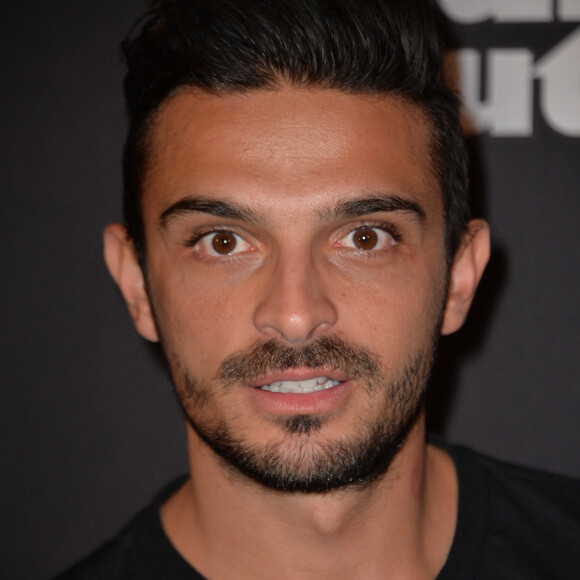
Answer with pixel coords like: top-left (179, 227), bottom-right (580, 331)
top-left (55, 442), bottom-right (580, 579)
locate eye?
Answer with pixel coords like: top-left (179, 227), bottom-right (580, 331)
top-left (192, 230), bottom-right (253, 257)
top-left (337, 226), bottom-right (396, 251)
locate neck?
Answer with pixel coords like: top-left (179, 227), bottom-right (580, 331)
top-left (161, 410), bottom-right (457, 580)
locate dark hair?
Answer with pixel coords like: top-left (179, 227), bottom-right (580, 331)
top-left (122, 0), bottom-right (469, 265)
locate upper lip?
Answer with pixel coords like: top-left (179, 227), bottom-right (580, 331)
top-left (248, 368), bottom-right (350, 388)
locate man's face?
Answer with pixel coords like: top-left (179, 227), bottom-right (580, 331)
top-left (136, 87), bottom-right (450, 491)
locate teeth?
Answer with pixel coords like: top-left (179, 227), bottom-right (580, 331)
top-left (260, 376), bottom-right (341, 394)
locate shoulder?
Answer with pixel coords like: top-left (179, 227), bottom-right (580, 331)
top-left (452, 442), bottom-right (580, 520)
top-left (52, 476), bottom-right (201, 580)
top-left (52, 531), bottom-right (133, 580)
top-left (439, 441), bottom-right (580, 579)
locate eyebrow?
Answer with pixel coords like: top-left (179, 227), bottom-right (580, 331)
top-left (330, 194), bottom-right (426, 222)
top-left (159, 196), bottom-right (264, 227)
top-left (159, 192), bottom-right (427, 229)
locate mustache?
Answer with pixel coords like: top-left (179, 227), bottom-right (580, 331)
top-left (216, 335), bottom-right (381, 387)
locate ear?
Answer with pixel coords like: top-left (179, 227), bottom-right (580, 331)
top-left (103, 223), bottom-right (159, 342)
top-left (440, 219), bottom-right (490, 336)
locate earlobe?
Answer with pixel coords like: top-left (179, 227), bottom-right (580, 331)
top-left (440, 219), bottom-right (490, 336)
top-left (103, 224), bottom-right (159, 342)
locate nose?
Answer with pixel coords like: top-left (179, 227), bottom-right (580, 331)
top-left (253, 249), bottom-right (338, 343)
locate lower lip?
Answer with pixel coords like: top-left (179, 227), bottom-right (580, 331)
top-left (248, 381), bottom-right (352, 415)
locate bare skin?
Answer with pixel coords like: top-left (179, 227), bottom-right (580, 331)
top-left (104, 86), bottom-right (490, 579)
top-left (162, 413), bottom-right (457, 579)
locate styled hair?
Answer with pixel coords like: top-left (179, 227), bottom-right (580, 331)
top-left (122, 0), bottom-right (469, 264)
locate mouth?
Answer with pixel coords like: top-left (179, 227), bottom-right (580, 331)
top-left (248, 371), bottom-right (352, 415)
top-left (258, 376), bottom-right (343, 394)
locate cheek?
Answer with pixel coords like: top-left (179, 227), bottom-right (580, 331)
top-left (148, 262), bottom-right (259, 370)
top-left (334, 260), bottom-right (446, 352)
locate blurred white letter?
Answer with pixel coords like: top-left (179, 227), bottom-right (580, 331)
top-left (439, 0), bottom-right (553, 23)
top-left (558, 0), bottom-right (580, 21)
top-left (535, 29), bottom-right (580, 136)
top-left (453, 49), bottom-right (534, 136)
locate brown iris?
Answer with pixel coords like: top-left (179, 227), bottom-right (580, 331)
top-left (352, 227), bottom-right (378, 250)
top-left (212, 232), bottom-right (237, 254)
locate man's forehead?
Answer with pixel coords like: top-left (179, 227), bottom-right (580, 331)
top-left (150, 85), bottom-right (430, 155)
top-left (143, 86), bottom-right (440, 218)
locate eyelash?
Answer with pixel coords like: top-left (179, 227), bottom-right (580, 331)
top-left (351, 222), bottom-right (401, 243)
top-left (183, 227), bottom-right (254, 262)
top-left (183, 221), bottom-right (401, 259)
top-left (335, 222), bottom-right (402, 251)
top-left (185, 227), bottom-right (235, 248)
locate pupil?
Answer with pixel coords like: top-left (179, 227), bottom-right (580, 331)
top-left (212, 232), bottom-right (236, 254)
top-left (354, 228), bottom-right (378, 250)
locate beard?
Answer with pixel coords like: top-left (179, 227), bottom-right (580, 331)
top-left (168, 334), bottom-right (438, 494)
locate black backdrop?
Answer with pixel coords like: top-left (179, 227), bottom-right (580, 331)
top-left (1, 2), bottom-right (578, 579)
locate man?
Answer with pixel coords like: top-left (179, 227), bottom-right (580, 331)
top-left (57, 0), bottom-right (580, 578)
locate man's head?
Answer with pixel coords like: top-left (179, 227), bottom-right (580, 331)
top-left (105, 0), bottom-right (489, 493)
top-left (121, 0), bottom-right (469, 266)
